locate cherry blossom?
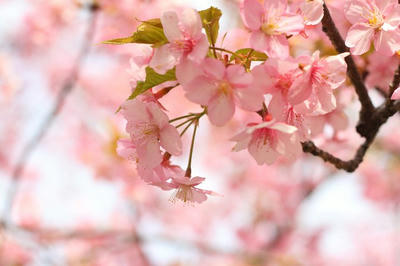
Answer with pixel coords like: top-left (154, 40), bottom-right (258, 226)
top-left (181, 58), bottom-right (264, 126)
top-left (231, 116), bottom-right (301, 165)
top-left (344, 0), bottom-right (400, 55)
top-left (121, 99), bottom-right (182, 169)
top-left (170, 176), bottom-right (215, 204)
top-left (149, 8), bottom-right (208, 74)
top-left (240, 0), bottom-right (304, 58)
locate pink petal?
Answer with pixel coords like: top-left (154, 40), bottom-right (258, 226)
top-left (240, 0), bottom-right (264, 30)
top-left (302, 0), bottom-right (324, 25)
top-left (161, 11), bottom-right (183, 42)
top-left (317, 85), bottom-right (336, 114)
top-left (149, 44), bottom-right (178, 74)
top-left (137, 137), bottom-right (162, 168)
top-left (160, 124), bottom-right (182, 156)
top-left (276, 14), bottom-right (304, 35)
top-left (202, 58), bottom-right (225, 80)
top-left (248, 135), bottom-right (280, 165)
top-left (187, 34), bottom-right (208, 63)
top-left (377, 30), bottom-right (400, 56)
top-left (391, 87), bottom-right (400, 100)
top-left (231, 130), bottom-right (252, 152)
top-left (344, 0), bottom-right (372, 24)
top-left (234, 87), bottom-right (264, 112)
top-left (208, 94), bottom-right (235, 126)
top-left (176, 58), bottom-right (202, 85)
top-left (266, 35), bottom-right (289, 59)
top-left (345, 23), bottom-right (374, 55)
top-left (251, 64), bottom-right (274, 93)
top-left (226, 64), bottom-right (253, 87)
top-left (268, 122), bottom-right (298, 134)
top-left (249, 31), bottom-right (269, 53)
top-left (184, 76), bottom-right (217, 105)
top-left (147, 102), bottom-right (169, 129)
top-left (191, 189), bottom-right (208, 203)
top-left (288, 70), bottom-right (313, 105)
top-left (180, 8), bottom-right (203, 38)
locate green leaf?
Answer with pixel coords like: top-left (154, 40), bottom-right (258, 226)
top-left (230, 48), bottom-right (268, 62)
top-left (103, 19), bottom-right (168, 46)
top-left (199, 7), bottom-right (222, 46)
top-left (127, 67), bottom-right (177, 100)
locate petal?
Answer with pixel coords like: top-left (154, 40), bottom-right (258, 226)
top-left (249, 31), bottom-right (269, 53)
top-left (344, 0), bottom-right (372, 24)
top-left (149, 45), bottom-right (178, 74)
top-left (147, 102), bottom-right (169, 129)
top-left (208, 94), bottom-right (235, 126)
top-left (391, 87), bottom-right (400, 100)
top-left (251, 64), bottom-right (274, 93)
top-left (317, 85), bottom-right (337, 114)
top-left (161, 11), bottom-right (183, 42)
top-left (266, 35), bottom-right (289, 59)
top-left (180, 8), bottom-right (203, 38)
top-left (248, 134), bottom-right (279, 165)
top-left (345, 23), bottom-right (374, 55)
top-left (288, 70), bottom-right (313, 105)
top-left (187, 34), bottom-right (208, 63)
top-left (160, 124), bottom-right (182, 156)
top-left (137, 137), bottom-right (162, 168)
top-left (230, 130), bottom-right (252, 152)
top-left (276, 14), bottom-right (304, 35)
top-left (240, 0), bottom-right (264, 30)
top-left (226, 64), bottom-right (253, 87)
top-left (176, 58), bottom-right (202, 85)
top-left (234, 87), bottom-right (264, 111)
top-left (202, 58), bottom-right (225, 80)
top-left (183, 76), bottom-right (217, 105)
top-left (302, 0), bottom-right (324, 25)
top-left (269, 122), bottom-right (298, 134)
top-left (377, 30), bottom-right (400, 56)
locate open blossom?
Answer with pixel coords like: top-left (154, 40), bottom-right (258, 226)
top-left (170, 176), bottom-right (215, 204)
top-left (240, 0), bottom-right (304, 58)
top-left (149, 8), bottom-right (208, 74)
top-left (231, 116), bottom-right (301, 165)
top-left (344, 0), bottom-right (400, 55)
top-left (291, 51), bottom-right (349, 115)
top-left (121, 99), bottom-right (182, 169)
top-left (181, 58), bottom-right (264, 126)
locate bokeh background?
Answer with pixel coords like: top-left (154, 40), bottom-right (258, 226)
top-left (1, 0), bottom-right (400, 265)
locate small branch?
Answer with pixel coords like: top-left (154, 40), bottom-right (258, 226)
top-left (321, 3), bottom-right (375, 136)
top-left (1, 7), bottom-right (99, 224)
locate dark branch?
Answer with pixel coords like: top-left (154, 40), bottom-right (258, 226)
top-left (1, 7), bottom-right (99, 224)
top-left (321, 3), bottom-right (375, 137)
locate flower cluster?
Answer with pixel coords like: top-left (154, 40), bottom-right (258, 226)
top-left (106, 0), bottom-right (400, 203)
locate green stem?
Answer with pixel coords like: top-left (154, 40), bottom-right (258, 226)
top-left (209, 46), bottom-right (241, 58)
top-left (185, 119), bottom-right (199, 177)
top-left (169, 113), bottom-right (196, 123)
top-left (180, 119), bottom-right (195, 137)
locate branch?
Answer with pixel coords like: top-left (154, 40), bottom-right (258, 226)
top-left (1, 6), bottom-right (99, 224)
top-left (321, 3), bottom-right (375, 136)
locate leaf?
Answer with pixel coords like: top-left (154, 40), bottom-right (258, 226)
top-left (199, 7), bottom-right (222, 46)
top-left (127, 67), bottom-right (177, 100)
top-left (103, 19), bottom-right (168, 46)
top-left (230, 48), bottom-right (268, 62)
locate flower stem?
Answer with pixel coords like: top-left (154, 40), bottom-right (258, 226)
top-left (185, 119), bottom-right (199, 177)
top-left (169, 113), bottom-right (197, 123)
top-left (209, 46), bottom-right (241, 59)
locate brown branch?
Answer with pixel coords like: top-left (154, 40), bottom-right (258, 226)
top-left (321, 3), bottom-right (375, 137)
top-left (1, 6), bottom-right (99, 224)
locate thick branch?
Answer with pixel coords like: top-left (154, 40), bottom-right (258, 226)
top-left (321, 3), bottom-right (375, 136)
top-left (1, 7), bottom-right (99, 224)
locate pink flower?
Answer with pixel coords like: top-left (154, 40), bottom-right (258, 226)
top-left (344, 0), bottom-right (400, 55)
top-left (252, 57), bottom-right (302, 106)
top-left (240, 0), bottom-right (304, 58)
top-left (122, 99), bottom-right (182, 168)
top-left (231, 117), bottom-right (301, 165)
top-left (291, 51), bottom-right (349, 115)
top-left (149, 9), bottom-right (208, 74)
top-left (170, 176), bottom-right (215, 204)
top-left (391, 87), bottom-right (400, 99)
top-left (182, 58), bottom-right (264, 126)
top-left (300, 0), bottom-right (324, 26)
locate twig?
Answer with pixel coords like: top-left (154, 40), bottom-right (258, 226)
top-left (1, 6), bottom-right (99, 225)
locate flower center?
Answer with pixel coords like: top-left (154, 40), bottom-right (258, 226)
top-left (218, 80), bottom-right (232, 95)
top-left (367, 9), bottom-right (384, 29)
top-left (173, 39), bottom-right (195, 53)
top-left (261, 22), bottom-right (279, 35)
